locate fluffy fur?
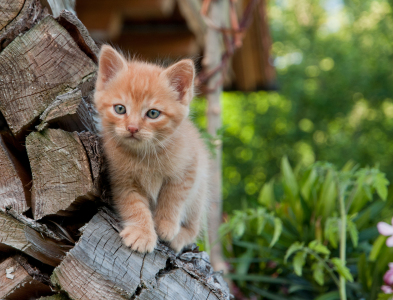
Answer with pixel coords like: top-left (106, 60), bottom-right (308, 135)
top-left (94, 45), bottom-right (210, 253)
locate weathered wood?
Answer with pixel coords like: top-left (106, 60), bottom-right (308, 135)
top-left (0, 135), bottom-right (31, 213)
top-left (36, 88), bottom-right (94, 132)
top-left (0, 15), bottom-right (96, 136)
top-left (0, 211), bottom-right (66, 267)
top-left (57, 10), bottom-right (99, 63)
top-left (0, 256), bottom-right (53, 299)
top-left (0, 0), bottom-right (24, 31)
top-left (26, 129), bottom-right (94, 220)
top-left (0, 0), bottom-right (48, 50)
top-left (52, 211), bottom-right (230, 300)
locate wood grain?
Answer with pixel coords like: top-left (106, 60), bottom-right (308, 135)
top-left (52, 211), bottom-right (230, 300)
top-left (0, 15), bottom-right (96, 136)
top-left (0, 0), bottom-right (25, 31)
top-left (0, 256), bottom-right (53, 299)
top-left (26, 129), bottom-right (93, 220)
top-left (0, 136), bottom-right (30, 213)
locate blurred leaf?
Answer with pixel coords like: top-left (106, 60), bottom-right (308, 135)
top-left (259, 180), bottom-right (275, 208)
top-left (331, 258), bottom-right (354, 282)
top-left (314, 291), bottom-right (340, 300)
top-left (374, 172), bottom-right (389, 201)
top-left (308, 240), bottom-right (331, 255)
top-left (347, 220), bottom-right (359, 248)
top-left (282, 156), bottom-right (299, 199)
top-left (370, 235), bottom-right (387, 262)
top-left (293, 251), bottom-right (307, 276)
top-left (312, 261), bottom-right (325, 286)
top-left (270, 217), bottom-right (283, 247)
top-left (285, 242), bottom-right (305, 263)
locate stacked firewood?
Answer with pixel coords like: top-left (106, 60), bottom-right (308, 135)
top-left (0, 1), bottom-right (230, 299)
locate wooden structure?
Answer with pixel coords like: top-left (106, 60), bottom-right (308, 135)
top-left (0, 1), bottom-right (230, 299)
top-left (75, 0), bottom-right (276, 91)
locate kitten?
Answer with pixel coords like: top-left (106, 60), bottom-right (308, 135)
top-left (94, 45), bottom-right (210, 253)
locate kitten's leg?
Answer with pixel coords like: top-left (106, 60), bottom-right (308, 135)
top-left (170, 180), bottom-right (207, 252)
top-left (154, 175), bottom-right (195, 242)
top-left (116, 190), bottom-right (157, 253)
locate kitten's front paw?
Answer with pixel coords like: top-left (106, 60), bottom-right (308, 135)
top-left (155, 219), bottom-right (180, 242)
top-left (120, 225), bottom-right (157, 253)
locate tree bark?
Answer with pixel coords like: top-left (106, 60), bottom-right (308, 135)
top-left (204, 0), bottom-right (227, 273)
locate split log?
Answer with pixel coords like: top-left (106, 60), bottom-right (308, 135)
top-left (0, 15), bottom-right (96, 137)
top-left (0, 256), bottom-right (53, 299)
top-left (0, 211), bottom-right (66, 267)
top-left (0, 136), bottom-right (31, 213)
top-left (26, 129), bottom-right (94, 220)
top-left (0, 0), bottom-right (47, 50)
top-left (52, 210), bottom-right (230, 300)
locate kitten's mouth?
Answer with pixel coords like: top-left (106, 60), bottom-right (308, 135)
top-left (127, 135), bottom-right (140, 141)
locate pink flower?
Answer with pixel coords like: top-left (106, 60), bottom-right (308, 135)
top-left (381, 285), bottom-right (393, 294)
top-left (385, 263), bottom-right (393, 286)
top-left (382, 263), bottom-right (393, 293)
top-left (377, 219), bottom-right (393, 247)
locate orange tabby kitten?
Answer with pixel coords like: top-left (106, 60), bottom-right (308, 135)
top-left (94, 45), bottom-right (210, 253)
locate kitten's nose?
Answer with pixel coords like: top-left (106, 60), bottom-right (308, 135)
top-left (127, 125), bottom-right (139, 134)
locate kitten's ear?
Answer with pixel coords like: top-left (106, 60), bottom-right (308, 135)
top-left (162, 59), bottom-right (195, 105)
top-left (96, 45), bottom-right (127, 90)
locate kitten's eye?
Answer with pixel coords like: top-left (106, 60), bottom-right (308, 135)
top-left (146, 109), bottom-right (160, 119)
top-left (114, 105), bottom-right (126, 114)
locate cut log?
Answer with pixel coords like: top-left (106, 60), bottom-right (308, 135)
top-left (52, 210), bottom-right (230, 300)
top-left (36, 88), bottom-right (94, 133)
top-left (57, 10), bottom-right (100, 63)
top-left (0, 0), bottom-right (48, 50)
top-left (0, 211), bottom-right (66, 267)
top-left (26, 129), bottom-right (94, 220)
top-left (0, 136), bottom-right (31, 213)
top-left (0, 256), bottom-right (53, 299)
top-left (0, 15), bottom-right (96, 137)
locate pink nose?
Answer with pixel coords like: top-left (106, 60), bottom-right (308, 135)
top-left (127, 125), bottom-right (139, 134)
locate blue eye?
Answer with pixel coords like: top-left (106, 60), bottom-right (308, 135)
top-left (114, 105), bottom-right (126, 114)
top-left (146, 109), bottom-right (160, 119)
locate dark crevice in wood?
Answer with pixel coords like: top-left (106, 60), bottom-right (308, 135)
top-left (57, 11), bottom-right (99, 64)
top-left (13, 254), bottom-right (53, 287)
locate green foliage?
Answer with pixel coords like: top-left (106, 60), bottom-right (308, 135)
top-left (221, 158), bottom-right (393, 299)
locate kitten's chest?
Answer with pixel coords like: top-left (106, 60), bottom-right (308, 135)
top-left (137, 170), bottom-right (163, 203)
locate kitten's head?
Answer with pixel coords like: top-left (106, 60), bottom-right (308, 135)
top-left (94, 45), bottom-right (195, 150)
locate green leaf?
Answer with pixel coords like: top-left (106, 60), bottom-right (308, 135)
top-left (324, 217), bottom-right (339, 248)
top-left (314, 291), bottom-right (340, 300)
top-left (258, 180), bottom-right (275, 208)
top-left (269, 217), bottom-right (283, 247)
top-left (369, 235), bottom-right (387, 262)
top-left (301, 168), bottom-right (317, 201)
top-left (308, 240), bottom-right (330, 255)
top-left (374, 172), bottom-right (389, 201)
top-left (331, 258), bottom-right (354, 282)
top-left (312, 261), bottom-right (325, 285)
top-left (284, 242), bottom-right (304, 263)
top-left (293, 251), bottom-right (307, 276)
top-left (256, 215), bottom-right (266, 235)
top-left (234, 221), bottom-right (246, 237)
top-left (347, 220), bottom-right (359, 247)
top-left (281, 156), bottom-right (299, 198)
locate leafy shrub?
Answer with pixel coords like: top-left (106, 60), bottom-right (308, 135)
top-left (221, 157), bottom-right (393, 299)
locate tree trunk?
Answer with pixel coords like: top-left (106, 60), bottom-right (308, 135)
top-left (203, 0), bottom-right (227, 273)
top-left (0, 2), bottom-right (230, 299)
